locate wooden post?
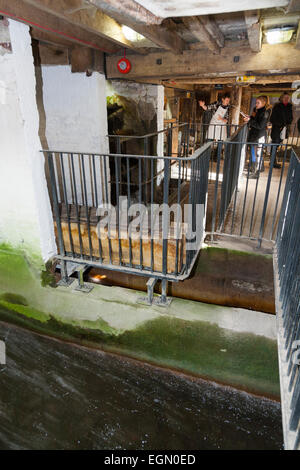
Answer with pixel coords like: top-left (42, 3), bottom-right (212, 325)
top-left (210, 86), bottom-right (219, 103)
top-left (231, 85), bottom-right (243, 126)
top-left (241, 88), bottom-right (252, 119)
top-left (70, 46), bottom-right (93, 73)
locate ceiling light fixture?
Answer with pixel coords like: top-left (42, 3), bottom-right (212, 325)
top-left (122, 25), bottom-right (145, 42)
top-left (266, 26), bottom-right (295, 45)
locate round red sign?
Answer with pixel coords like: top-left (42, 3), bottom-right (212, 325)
top-left (117, 57), bottom-right (131, 74)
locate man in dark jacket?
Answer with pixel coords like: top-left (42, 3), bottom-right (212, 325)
top-left (270, 93), bottom-right (293, 168)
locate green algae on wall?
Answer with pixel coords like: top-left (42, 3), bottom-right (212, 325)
top-left (0, 242), bottom-right (280, 399)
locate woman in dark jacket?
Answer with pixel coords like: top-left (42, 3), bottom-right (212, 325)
top-left (244, 95), bottom-right (270, 178)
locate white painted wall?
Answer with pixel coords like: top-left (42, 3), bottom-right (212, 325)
top-left (0, 20), bottom-right (56, 263)
top-left (41, 65), bottom-right (109, 206)
top-left (135, 0), bottom-right (288, 18)
top-left (41, 65), bottom-right (109, 154)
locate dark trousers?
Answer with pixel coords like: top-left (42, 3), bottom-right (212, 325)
top-left (271, 126), bottom-right (283, 164)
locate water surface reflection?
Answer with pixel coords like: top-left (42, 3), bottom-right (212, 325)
top-left (0, 321), bottom-right (283, 450)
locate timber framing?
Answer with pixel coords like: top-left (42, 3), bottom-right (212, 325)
top-left (20, 0), bottom-right (149, 52)
top-left (162, 74), bottom-right (300, 85)
top-left (244, 11), bottom-right (262, 53)
top-left (88, 1), bottom-right (188, 53)
top-left (182, 16), bottom-right (220, 54)
top-left (106, 43), bottom-right (300, 80)
top-left (296, 20), bottom-right (300, 50)
top-left (0, 0), bottom-right (119, 52)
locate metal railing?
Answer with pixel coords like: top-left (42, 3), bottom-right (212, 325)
top-left (196, 122), bottom-right (242, 146)
top-left (44, 140), bottom-right (211, 303)
top-left (274, 147), bottom-right (300, 450)
top-left (108, 122), bottom-right (193, 158)
top-left (207, 124), bottom-right (294, 248)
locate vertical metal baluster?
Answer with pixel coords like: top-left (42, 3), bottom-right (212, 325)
top-left (103, 156), bottom-right (112, 264)
top-left (126, 157), bottom-right (133, 267)
top-left (70, 153), bottom-right (84, 258)
top-left (92, 154), bottom-right (103, 262)
top-left (175, 158), bottom-right (182, 275)
top-left (230, 140), bottom-right (242, 235)
top-left (115, 156), bottom-right (122, 266)
top-left (162, 158), bottom-right (170, 275)
top-left (47, 152), bottom-right (66, 281)
top-left (81, 154), bottom-right (93, 260)
top-left (59, 152), bottom-right (74, 256)
top-left (211, 141), bottom-right (222, 239)
top-left (269, 145), bottom-right (288, 240)
top-left (257, 145), bottom-right (276, 247)
top-left (138, 158), bottom-right (143, 269)
top-left (150, 158), bottom-right (154, 273)
top-left (240, 150), bottom-right (251, 236)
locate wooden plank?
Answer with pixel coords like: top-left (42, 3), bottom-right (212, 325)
top-left (286, 0), bottom-right (300, 13)
top-left (0, 0), bottom-right (119, 53)
top-left (56, 220), bottom-right (186, 274)
top-left (31, 27), bottom-right (76, 48)
top-left (106, 44), bottom-right (300, 80)
top-left (199, 16), bottom-right (225, 48)
top-left (132, 23), bottom-right (188, 53)
top-left (244, 11), bottom-right (262, 52)
top-left (230, 86), bottom-right (243, 126)
top-left (38, 42), bottom-right (69, 65)
top-left (182, 16), bottom-right (220, 54)
top-left (241, 88), bottom-right (252, 117)
top-left (70, 46), bottom-right (93, 72)
top-left (22, 0), bottom-right (150, 52)
top-left (89, 0), bottom-right (187, 53)
top-left (172, 74), bottom-right (300, 84)
top-left (296, 20), bottom-right (300, 50)
top-left (88, 0), bottom-right (163, 25)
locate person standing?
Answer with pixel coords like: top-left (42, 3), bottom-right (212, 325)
top-left (244, 95), bottom-right (270, 178)
top-left (199, 93), bottom-right (230, 141)
top-left (270, 93), bottom-right (293, 168)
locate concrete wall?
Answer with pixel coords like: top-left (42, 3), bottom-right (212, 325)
top-left (0, 20), bottom-right (56, 263)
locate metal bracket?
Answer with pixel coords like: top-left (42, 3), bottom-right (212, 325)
top-left (73, 265), bottom-right (94, 293)
top-left (138, 278), bottom-right (172, 307)
top-left (57, 260), bottom-right (75, 287)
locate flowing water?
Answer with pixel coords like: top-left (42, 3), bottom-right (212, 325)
top-left (0, 321), bottom-right (283, 450)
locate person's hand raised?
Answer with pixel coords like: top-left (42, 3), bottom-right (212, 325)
top-left (199, 100), bottom-right (207, 110)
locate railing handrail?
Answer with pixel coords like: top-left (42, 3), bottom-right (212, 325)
top-left (226, 123), bottom-right (248, 142)
top-left (40, 141), bottom-right (212, 162)
top-left (107, 122), bottom-right (189, 140)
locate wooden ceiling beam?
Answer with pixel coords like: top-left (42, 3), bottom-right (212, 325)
top-left (168, 74), bottom-right (300, 85)
top-left (106, 43), bottom-right (300, 80)
top-left (296, 20), bottom-right (300, 50)
top-left (88, 0), bottom-right (163, 25)
top-left (182, 16), bottom-right (220, 54)
top-left (286, 0), bottom-right (300, 13)
top-left (244, 11), bottom-right (262, 52)
top-left (198, 16), bottom-right (225, 48)
top-left (0, 0), bottom-right (119, 52)
top-left (31, 27), bottom-right (75, 48)
top-left (20, 0), bottom-right (150, 52)
top-left (89, 1), bottom-right (187, 53)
